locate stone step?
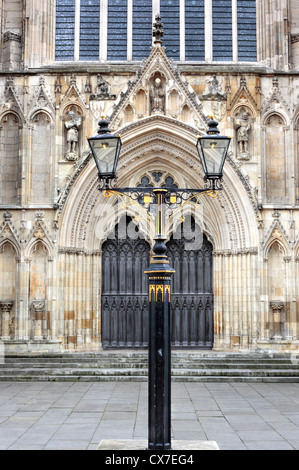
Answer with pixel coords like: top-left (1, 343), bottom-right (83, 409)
top-left (3, 354), bottom-right (296, 363)
top-left (0, 367), bottom-right (298, 377)
top-left (0, 374), bottom-right (298, 383)
top-left (1, 361), bottom-right (298, 370)
top-left (1, 351), bottom-right (298, 382)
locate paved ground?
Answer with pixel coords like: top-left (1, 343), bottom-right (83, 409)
top-left (0, 381), bottom-right (299, 450)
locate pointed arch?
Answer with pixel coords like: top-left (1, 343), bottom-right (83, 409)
top-left (29, 241), bottom-right (49, 305)
top-left (135, 89), bottom-right (147, 117)
top-left (0, 235), bottom-right (20, 258)
top-left (294, 113), bottom-right (299, 204)
top-left (263, 223), bottom-right (291, 260)
top-left (0, 240), bottom-right (17, 338)
top-left (0, 112), bottom-right (22, 205)
top-left (58, 115), bottom-right (259, 252)
top-left (28, 111), bottom-right (54, 204)
top-left (262, 111), bottom-right (290, 203)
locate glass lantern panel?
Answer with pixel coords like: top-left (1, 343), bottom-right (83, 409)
top-left (91, 138), bottom-right (118, 175)
top-left (200, 138), bottom-right (227, 174)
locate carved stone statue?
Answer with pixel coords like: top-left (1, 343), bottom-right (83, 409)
top-left (150, 78), bottom-right (165, 114)
top-left (97, 74), bottom-right (109, 97)
top-left (234, 111), bottom-right (251, 159)
top-left (89, 75), bottom-right (116, 101)
top-left (202, 74), bottom-right (227, 100)
top-left (65, 111), bottom-right (81, 160)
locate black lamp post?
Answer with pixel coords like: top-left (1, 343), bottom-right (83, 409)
top-left (88, 116), bottom-right (230, 450)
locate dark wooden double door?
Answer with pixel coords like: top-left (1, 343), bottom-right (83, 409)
top-left (101, 217), bottom-right (214, 349)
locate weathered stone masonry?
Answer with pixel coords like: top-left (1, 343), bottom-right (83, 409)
top-left (0, 1), bottom-right (298, 353)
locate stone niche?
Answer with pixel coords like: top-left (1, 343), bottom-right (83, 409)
top-left (270, 301), bottom-right (285, 340)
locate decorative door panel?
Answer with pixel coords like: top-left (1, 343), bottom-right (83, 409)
top-left (101, 217), bottom-right (213, 349)
top-left (101, 216), bottom-right (150, 348)
top-left (167, 224), bottom-right (214, 349)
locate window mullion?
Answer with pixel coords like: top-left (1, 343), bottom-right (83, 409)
top-left (74, 0), bottom-right (80, 61)
top-left (100, 0), bottom-right (108, 61)
top-left (127, 0), bottom-right (133, 60)
top-left (180, 0), bottom-right (185, 61)
top-left (205, 0), bottom-right (212, 61)
top-left (232, 0), bottom-right (238, 61)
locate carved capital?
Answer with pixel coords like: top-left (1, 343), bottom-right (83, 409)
top-left (30, 300), bottom-right (46, 312)
top-left (270, 301), bottom-right (284, 311)
top-left (3, 31), bottom-right (22, 43)
top-left (0, 301), bottom-right (14, 313)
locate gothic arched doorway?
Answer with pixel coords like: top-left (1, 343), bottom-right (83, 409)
top-left (101, 216), bottom-right (214, 349)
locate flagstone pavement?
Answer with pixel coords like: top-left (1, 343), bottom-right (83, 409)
top-left (0, 381), bottom-right (299, 450)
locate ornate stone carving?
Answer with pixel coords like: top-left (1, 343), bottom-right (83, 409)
top-left (3, 211), bottom-right (12, 221)
top-left (31, 300), bottom-right (46, 312)
top-left (234, 111), bottom-right (251, 160)
top-left (90, 75), bottom-right (116, 101)
top-left (153, 14), bottom-right (164, 45)
top-left (270, 301), bottom-right (284, 310)
top-left (1, 76), bottom-right (24, 121)
top-left (202, 75), bottom-right (227, 101)
top-left (0, 301), bottom-right (14, 313)
top-left (150, 77), bottom-right (165, 115)
top-left (65, 110), bottom-right (81, 161)
top-left (33, 225), bottom-right (45, 239)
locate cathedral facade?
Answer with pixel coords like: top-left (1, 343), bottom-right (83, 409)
top-left (0, 0), bottom-right (298, 354)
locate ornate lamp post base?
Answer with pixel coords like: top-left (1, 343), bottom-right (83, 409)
top-left (146, 270), bottom-right (174, 450)
top-left (145, 188), bottom-right (175, 450)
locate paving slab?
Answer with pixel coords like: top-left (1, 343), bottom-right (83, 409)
top-left (0, 381), bottom-right (298, 450)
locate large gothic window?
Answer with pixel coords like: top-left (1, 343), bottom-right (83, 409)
top-left (55, 0), bottom-right (257, 62)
